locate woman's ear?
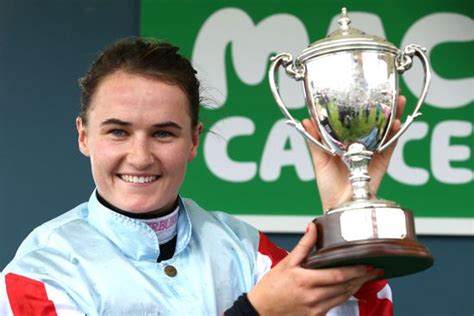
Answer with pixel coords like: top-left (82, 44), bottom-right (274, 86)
top-left (76, 117), bottom-right (90, 157)
top-left (188, 122), bottom-right (203, 161)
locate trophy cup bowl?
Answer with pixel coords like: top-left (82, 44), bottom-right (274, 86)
top-left (268, 8), bottom-right (433, 278)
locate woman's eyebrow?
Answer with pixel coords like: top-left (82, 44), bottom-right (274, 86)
top-left (100, 119), bottom-right (182, 130)
top-left (153, 122), bottom-right (182, 130)
top-left (101, 118), bottom-right (131, 126)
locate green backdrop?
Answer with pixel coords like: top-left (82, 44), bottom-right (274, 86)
top-left (141, 0), bottom-right (473, 231)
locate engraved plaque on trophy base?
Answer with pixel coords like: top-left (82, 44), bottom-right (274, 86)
top-left (302, 204), bottom-right (433, 278)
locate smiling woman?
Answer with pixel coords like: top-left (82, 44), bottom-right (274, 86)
top-left (0, 38), bottom-right (392, 316)
top-left (76, 72), bottom-right (200, 214)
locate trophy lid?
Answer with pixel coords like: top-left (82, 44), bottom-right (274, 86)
top-left (298, 8), bottom-right (399, 62)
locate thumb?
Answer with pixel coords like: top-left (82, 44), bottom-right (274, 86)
top-left (301, 118), bottom-right (331, 168)
top-left (287, 222), bottom-right (317, 267)
top-left (301, 118), bottom-right (318, 138)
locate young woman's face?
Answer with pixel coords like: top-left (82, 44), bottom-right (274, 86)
top-left (76, 71), bottom-right (201, 214)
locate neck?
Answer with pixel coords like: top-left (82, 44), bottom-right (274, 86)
top-left (95, 191), bottom-right (177, 219)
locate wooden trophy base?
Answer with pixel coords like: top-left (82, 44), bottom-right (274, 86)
top-left (302, 204), bottom-right (434, 279)
top-left (303, 239), bottom-right (433, 279)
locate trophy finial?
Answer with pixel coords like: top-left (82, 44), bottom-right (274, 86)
top-left (338, 7), bottom-right (351, 31)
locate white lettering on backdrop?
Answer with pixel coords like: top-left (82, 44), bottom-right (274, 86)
top-left (401, 13), bottom-right (474, 108)
top-left (192, 7), bottom-right (308, 109)
top-left (203, 116), bottom-right (257, 182)
top-left (194, 8), bottom-right (473, 185)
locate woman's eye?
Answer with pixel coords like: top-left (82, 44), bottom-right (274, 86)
top-left (154, 131), bottom-right (173, 138)
top-left (110, 129), bottom-right (127, 137)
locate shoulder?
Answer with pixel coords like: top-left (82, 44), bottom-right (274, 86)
top-left (181, 198), bottom-right (287, 268)
top-left (4, 202), bottom-right (90, 271)
top-left (182, 197), bottom-right (260, 244)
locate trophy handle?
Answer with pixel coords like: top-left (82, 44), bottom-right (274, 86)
top-left (269, 53), bottom-right (336, 155)
top-left (377, 44), bottom-right (431, 152)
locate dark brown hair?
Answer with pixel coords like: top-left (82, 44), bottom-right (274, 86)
top-left (78, 37), bottom-right (200, 128)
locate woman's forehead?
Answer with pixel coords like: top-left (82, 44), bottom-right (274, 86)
top-left (94, 71), bottom-right (187, 102)
top-left (88, 71), bottom-right (192, 123)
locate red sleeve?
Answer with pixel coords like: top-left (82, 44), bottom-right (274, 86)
top-left (257, 231), bottom-right (288, 268)
top-left (2, 273), bottom-right (84, 316)
top-left (5, 273), bottom-right (58, 316)
top-left (354, 279), bottom-right (393, 316)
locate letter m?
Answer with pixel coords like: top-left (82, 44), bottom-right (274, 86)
top-left (192, 8), bottom-right (309, 109)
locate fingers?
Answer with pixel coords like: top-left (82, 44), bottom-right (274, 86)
top-left (397, 95), bottom-right (406, 119)
top-left (302, 265), bottom-right (379, 287)
top-left (385, 95), bottom-right (406, 145)
top-left (368, 95), bottom-right (407, 180)
top-left (301, 118), bottom-right (319, 140)
top-left (301, 118), bottom-right (333, 170)
top-left (313, 272), bottom-right (376, 300)
top-left (376, 95), bottom-right (406, 164)
top-left (309, 285), bottom-right (360, 315)
top-left (307, 273), bottom-right (376, 314)
top-left (287, 223), bottom-right (317, 267)
top-left (288, 269), bottom-right (378, 315)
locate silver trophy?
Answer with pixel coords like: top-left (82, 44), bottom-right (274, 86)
top-left (269, 8), bottom-right (433, 278)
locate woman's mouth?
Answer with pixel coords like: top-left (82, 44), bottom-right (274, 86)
top-left (118, 174), bottom-right (159, 184)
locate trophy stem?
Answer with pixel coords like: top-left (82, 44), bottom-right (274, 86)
top-left (343, 143), bottom-right (373, 201)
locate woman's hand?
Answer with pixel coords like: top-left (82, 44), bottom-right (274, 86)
top-left (301, 96), bottom-right (406, 210)
top-left (247, 223), bottom-right (381, 316)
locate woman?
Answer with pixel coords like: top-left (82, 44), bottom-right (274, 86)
top-left (1, 38), bottom-right (402, 315)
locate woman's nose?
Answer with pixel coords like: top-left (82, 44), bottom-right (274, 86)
top-left (127, 139), bottom-right (155, 169)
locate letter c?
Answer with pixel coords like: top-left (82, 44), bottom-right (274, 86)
top-left (203, 117), bottom-right (257, 182)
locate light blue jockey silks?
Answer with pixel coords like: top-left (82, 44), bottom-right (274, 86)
top-left (2, 190), bottom-right (392, 316)
top-left (3, 191), bottom-right (262, 315)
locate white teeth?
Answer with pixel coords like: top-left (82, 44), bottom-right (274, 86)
top-left (120, 175), bottom-right (157, 184)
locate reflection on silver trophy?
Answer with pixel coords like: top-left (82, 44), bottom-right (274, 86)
top-left (268, 8), bottom-right (433, 278)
